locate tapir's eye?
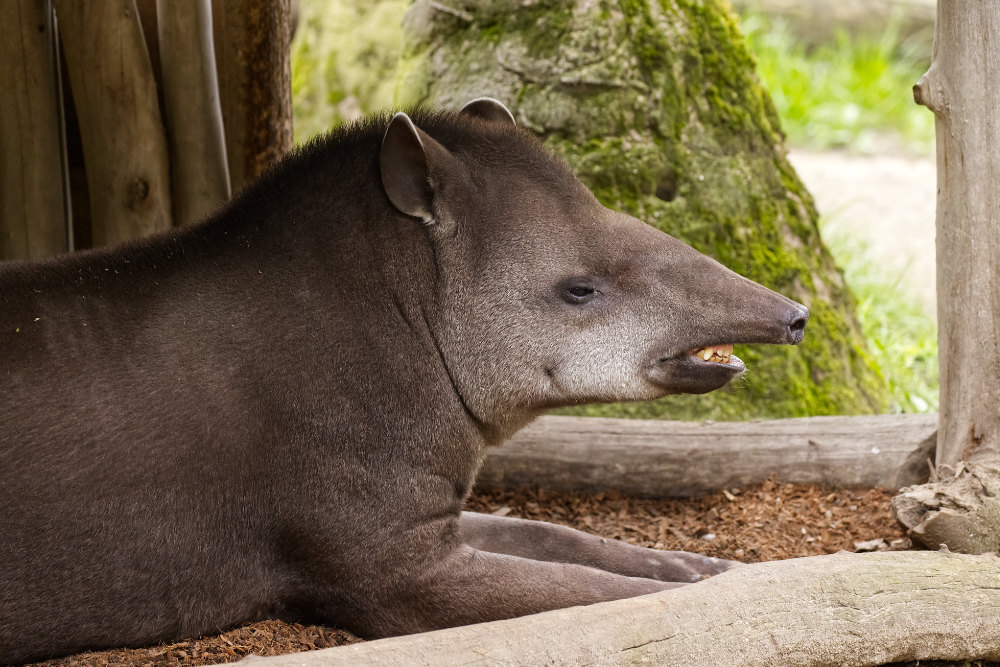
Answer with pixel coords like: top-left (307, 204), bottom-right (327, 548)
top-left (562, 281), bottom-right (599, 305)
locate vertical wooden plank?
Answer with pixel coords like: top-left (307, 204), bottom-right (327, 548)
top-left (0, 0), bottom-right (69, 259)
top-left (53, 0), bottom-right (171, 247)
top-left (156, 0), bottom-right (231, 226)
top-left (212, 0), bottom-right (293, 194)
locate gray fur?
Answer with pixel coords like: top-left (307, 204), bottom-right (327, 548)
top-left (0, 102), bottom-right (807, 662)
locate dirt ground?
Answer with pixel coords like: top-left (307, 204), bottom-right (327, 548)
top-left (31, 480), bottom-right (919, 667)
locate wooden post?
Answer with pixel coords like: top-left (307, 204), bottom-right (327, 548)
top-left (53, 0), bottom-right (172, 247)
top-left (892, 1), bottom-right (1000, 554)
top-left (156, 0), bottom-right (231, 226)
top-left (0, 0), bottom-right (69, 259)
top-left (212, 0), bottom-right (293, 194)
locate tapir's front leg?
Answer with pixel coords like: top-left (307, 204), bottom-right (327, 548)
top-left (458, 511), bottom-right (739, 583)
top-left (351, 545), bottom-right (682, 637)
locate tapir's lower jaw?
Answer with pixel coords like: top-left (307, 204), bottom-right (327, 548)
top-left (648, 352), bottom-right (746, 395)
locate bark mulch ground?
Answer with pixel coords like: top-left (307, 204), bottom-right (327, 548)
top-left (29, 481), bottom-right (921, 666)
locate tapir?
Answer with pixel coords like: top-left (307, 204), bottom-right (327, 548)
top-left (0, 98), bottom-right (808, 662)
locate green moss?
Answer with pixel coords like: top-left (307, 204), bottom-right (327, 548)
top-left (397, 0), bottom-right (890, 419)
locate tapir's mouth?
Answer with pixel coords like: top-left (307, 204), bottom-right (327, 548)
top-left (646, 302), bottom-right (808, 395)
top-left (649, 343), bottom-right (747, 394)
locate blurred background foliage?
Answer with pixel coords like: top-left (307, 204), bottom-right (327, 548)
top-left (739, 11), bottom-right (934, 156)
top-left (290, 0), bottom-right (938, 414)
top-left (291, 0), bottom-right (407, 140)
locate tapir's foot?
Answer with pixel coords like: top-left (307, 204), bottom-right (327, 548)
top-left (459, 511), bottom-right (740, 583)
top-left (651, 549), bottom-right (743, 580)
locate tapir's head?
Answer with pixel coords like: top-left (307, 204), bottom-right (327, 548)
top-left (379, 99), bottom-right (809, 429)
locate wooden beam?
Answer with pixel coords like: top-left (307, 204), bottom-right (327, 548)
top-left (246, 551), bottom-right (1000, 667)
top-left (0, 0), bottom-right (68, 258)
top-left (476, 414), bottom-right (937, 497)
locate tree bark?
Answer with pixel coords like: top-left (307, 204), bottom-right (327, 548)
top-left (246, 551), bottom-right (1000, 667)
top-left (0, 0), bottom-right (69, 259)
top-left (53, 0), bottom-right (171, 247)
top-left (892, 1), bottom-right (1000, 554)
top-left (212, 0), bottom-right (293, 194)
top-left (156, 0), bottom-right (231, 226)
top-left (479, 414), bottom-right (936, 498)
top-left (396, 0), bottom-right (890, 421)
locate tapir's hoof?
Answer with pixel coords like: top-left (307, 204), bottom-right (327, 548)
top-left (697, 555), bottom-right (744, 578)
top-left (658, 552), bottom-right (743, 582)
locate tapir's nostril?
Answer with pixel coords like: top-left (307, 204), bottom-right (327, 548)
top-left (787, 308), bottom-right (809, 344)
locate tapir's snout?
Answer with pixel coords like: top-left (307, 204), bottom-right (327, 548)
top-left (727, 284), bottom-right (809, 348)
top-left (644, 248), bottom-right (811, 396)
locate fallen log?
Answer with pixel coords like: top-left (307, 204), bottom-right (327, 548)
top-left (245, 551), bottom-right (1000, 666)
top-left (477, 414), bottom-right (937, 497)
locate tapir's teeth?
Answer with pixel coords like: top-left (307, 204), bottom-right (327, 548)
top-left (693, 344), bottom-right (735, 364)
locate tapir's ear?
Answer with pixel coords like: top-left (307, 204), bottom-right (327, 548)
top-left (459, 97), bottom-right (516, 126)
top-left (380, 112), bottom-right (458, 223)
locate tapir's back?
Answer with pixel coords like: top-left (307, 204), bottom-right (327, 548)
top-left (0, 243), bottom-right (291, 661)
top-left (0, 113), bottom-right (480, 662)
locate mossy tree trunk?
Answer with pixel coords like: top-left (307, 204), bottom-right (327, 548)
top-left (396, 0), bottom-right (889, 420)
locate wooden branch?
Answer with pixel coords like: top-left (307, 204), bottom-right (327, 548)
top-left (246, 551), bottom-right (1000, 667)
top-left (0, 0), bottom-right (68, 258)
top-left (211, 0), bottom-right (293, 194)
top-left (475, 414), bottom-right (937, 497)
top-left (53, 0), bottom-right (171, 247)
top-left (156, 0), bottom-right (231, 225)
